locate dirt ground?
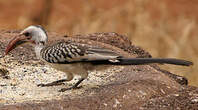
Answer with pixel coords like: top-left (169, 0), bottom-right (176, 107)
top-left (0, 0), bottom-right (197, 87)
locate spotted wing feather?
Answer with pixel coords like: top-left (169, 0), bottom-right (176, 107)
top-left (40, 42), bottom-right (122, 63)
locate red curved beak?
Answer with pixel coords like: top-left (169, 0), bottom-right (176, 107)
top-left (4, 34), bottom-right (32, 55)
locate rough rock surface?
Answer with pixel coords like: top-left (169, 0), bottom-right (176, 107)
top-left (0, 30), bottom-right (197, 110)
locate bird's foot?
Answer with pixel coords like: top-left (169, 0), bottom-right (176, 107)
top-left (37, 79), bottom-right (68, 87)
top-left (37, 83), bottom-right (48, 87)
top-left (37, 82), bottom-right (64, 87)
top-left (58, 86), bottom-right (82, 92)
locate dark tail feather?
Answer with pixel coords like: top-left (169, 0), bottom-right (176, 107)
top-left (116, 58), bottom-right (193, 66)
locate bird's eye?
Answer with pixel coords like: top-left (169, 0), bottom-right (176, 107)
top-left (24, 32), bottom-right (30, 36)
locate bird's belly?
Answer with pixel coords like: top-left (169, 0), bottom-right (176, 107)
top-left (46, 62), bottom-right (112, 76)
top-left (47, 63), bottom-right (91, 75)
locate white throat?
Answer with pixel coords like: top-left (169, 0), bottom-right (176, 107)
top-left (35, 44), bottom-right (45, 59)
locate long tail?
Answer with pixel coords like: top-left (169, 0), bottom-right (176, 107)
top-left (115, 58), bottom-right (193, 66)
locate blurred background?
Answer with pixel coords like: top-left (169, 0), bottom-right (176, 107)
top-left (0, 0), bottom-right (197, 86)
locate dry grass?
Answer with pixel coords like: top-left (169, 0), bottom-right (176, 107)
top-left (0, 0), bottom-right (197, 86)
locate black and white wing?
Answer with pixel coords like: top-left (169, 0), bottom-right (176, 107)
top-left (40, 42), bottom-right (122, 64)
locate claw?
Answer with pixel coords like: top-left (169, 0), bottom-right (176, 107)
top-left (37, 83), bottom-right (46, 87)
top-left (58, 86), bottom-right (82, 92)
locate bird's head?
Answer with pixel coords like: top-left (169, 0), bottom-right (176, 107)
top-left (20, 25), bottom-right (48, 44)
top-left (4, 25), bottom-right (48, 55)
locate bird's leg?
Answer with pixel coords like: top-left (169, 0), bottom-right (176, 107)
top-left (58, 78), bottom-right (85, 92)
top-left (37, 73), bottom-right (73, 87)
top-left (59, 72), bottom-right (88, 92)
